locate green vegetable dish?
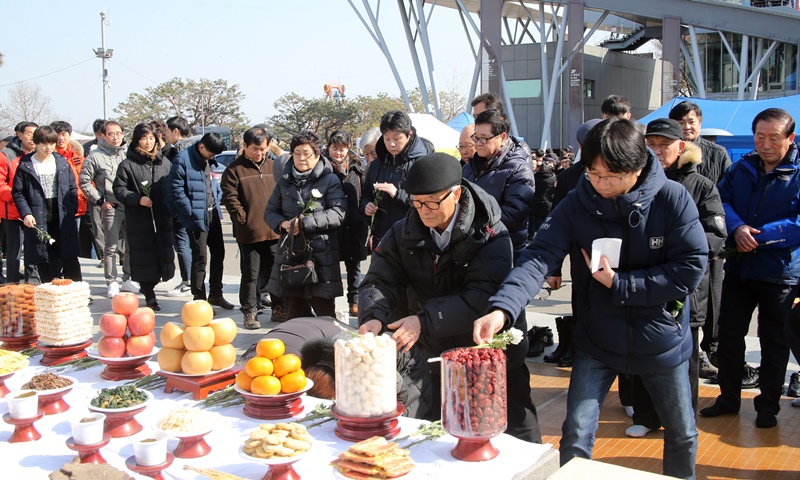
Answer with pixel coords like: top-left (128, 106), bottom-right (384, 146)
top-left (91, 385), bottom-right (148, 409)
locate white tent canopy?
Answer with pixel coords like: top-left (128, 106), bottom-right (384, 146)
top-left (408, 113), bottom-right (459, 155)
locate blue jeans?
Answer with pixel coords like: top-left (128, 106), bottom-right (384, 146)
top-left (173, 219), bottom-right (191, 283)
top-left (561, 351), bottom-right (697, 480)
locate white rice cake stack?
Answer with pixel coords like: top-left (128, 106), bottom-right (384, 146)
top-left (34, 281), bottom-right (93, 346)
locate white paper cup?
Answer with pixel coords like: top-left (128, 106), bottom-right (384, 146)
top-left (71, 413), bottom-right (106, 445)
top-left (7, 390), bottom-right (39, 419)
top-left (133, 431), bottom-right (168, 466)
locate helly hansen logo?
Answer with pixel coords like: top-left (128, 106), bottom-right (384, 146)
top-left (650, 237), bottom-right (665, 249)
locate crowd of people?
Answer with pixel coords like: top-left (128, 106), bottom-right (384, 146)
top-left (1, 91), bottom-right (798, 479)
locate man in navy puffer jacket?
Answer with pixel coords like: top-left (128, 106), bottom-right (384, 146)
top-left (700, 108), bottom-right (800, 429)
top-left (462, 109), bottom-right (535, 262)
top-left (168, 133), bottom-right (233, 308)
top-left (474, 119), bottom-right (707, 479)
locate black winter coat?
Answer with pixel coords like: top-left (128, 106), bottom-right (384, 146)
top-left (359, 180), bottom-right (528, 367)
top-left (113, 147), bottom-right (175, 284)
top-left (663, 142), bottom-right (726, 328)
top-left (12, 153), bottom-right (79, 264)
top-left (462, 136), bottom-right (535, 260)
top-left (331, 153), bottom-right (368, 262)
top-left (532, 169), bottom-right (556, 218)
top-left (359, 128), bottom-right (432, 245)
top-left (694, 137), bottom-right (731, 184)
top-left (265, 156), bottom-right (346, 299)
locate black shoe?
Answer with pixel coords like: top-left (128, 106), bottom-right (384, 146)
top-left (542, 326), bottom-right (554, 347)
top-left (544, 317), bottom-right (572, 363)
top-left (788, 372), bottom-right (800, 397)
top-left (699, 403), bottom-right (738, 417)
top-left (146, 299), bottom-right (161, 311)
top-left (526, 327), bottom-right (548, 357)
top-left (208, 296), bottom-right (235, 310)
top-left (742, 364), bottom-right (759, 389)
top-left (708, 351), bottom-right (719, 368)
top-left (756, 411), bottom-right (777, 428)
top-left (557, 346), bottom-right (574, 367)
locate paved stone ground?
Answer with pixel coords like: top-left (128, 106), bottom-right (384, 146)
top-left (80, 215), bottom-right (797, 379)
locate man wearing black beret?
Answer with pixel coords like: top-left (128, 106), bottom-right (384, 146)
top-left (358, 152), bottom-right (541, 443)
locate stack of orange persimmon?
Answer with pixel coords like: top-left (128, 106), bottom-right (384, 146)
top-left (236, 338), bottom-right (307, 395)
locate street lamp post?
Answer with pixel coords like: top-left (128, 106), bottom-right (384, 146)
top-left (93, 12), bottom-right (114, 119)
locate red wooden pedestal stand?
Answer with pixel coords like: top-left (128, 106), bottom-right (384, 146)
top-left (240, 447), bottom-right (306, 480)
top-left (0, 334), bottom-right (38, 351)
top-left (157, 367), bottom-right (239, 400)
top-left (258, 462), bottom-right (301, 480)
top-left (450, 435), bottom-right (500, 461)
top-left (0, 371), bottom-right (15, 398)
top-left (172, 431), bottom-right (212, 458)
top-left (234, 380), bottom-right (315, 420)
top-left (3, 410), bottom-right (44, 443)
top-left (125, 453), bottom-right (174, 480)
top-left (37, 376), bottom-right (76, 415)
top-left (331, 402), bottom-right (404, 442)
top-left (99, 358), bottom-right (151, 381)
top-left (38, 340), bottom-right (92, 366)
top-left (65, 434), bottom-right (111, 464)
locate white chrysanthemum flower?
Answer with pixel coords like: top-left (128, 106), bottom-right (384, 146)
top-left (509, 328), bottom-right (524, 345)
top-left (311, 189), bottom-right (322, 198)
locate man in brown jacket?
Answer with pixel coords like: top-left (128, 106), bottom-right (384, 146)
top-left (221, 127), bottom-right (281, 329)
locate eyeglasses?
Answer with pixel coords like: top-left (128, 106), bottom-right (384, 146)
top-left (409, 188), bottom-right (456, 210)
top-left (105, 131), bottom-right (123, 137)
top-left (457, 143), bottom-right (475, 150)
top-left (292, 151), bottom-right (315, 159)
top-left (584, 171), bottom-right (629, 186)
top-left (469, 133), bottom-right (501, 145)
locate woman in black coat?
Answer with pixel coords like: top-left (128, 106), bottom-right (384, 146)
top-left (265, 131), bottom-right (346, 320)
top-left (12, 126), bottom-right (80, 283)
top-left (325, 131), bottom-right (368, 317)
top-left (113, 123), bottom-right (175, 310)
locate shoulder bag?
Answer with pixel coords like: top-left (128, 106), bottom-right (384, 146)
top-left (278, 218), bottom-right (318, 288)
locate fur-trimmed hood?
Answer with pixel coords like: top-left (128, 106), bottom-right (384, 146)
top-left (676, 141), bottom-right (702, 170)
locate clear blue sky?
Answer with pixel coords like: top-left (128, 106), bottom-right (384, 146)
top-left (0, 0), bottom-right (477, 133)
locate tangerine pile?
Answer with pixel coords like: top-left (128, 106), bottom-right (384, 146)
top-left (236, 338), bottom-right (307, 395)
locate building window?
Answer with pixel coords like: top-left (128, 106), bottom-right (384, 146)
top-left (506, 79), bottom-right (542, 98)
top-left (583, 79), bottom-right (595, 98)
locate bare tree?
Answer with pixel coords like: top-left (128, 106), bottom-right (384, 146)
top-left (0, 83), bottom-right (56, 131)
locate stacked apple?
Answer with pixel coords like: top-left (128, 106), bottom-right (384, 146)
top-left (157, 300), bottom-right (238, 375)
top-left (97, 293), bottom-right (156, 358)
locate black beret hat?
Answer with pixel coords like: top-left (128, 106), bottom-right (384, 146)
top-left (405, 152), bottom-right (463, 195)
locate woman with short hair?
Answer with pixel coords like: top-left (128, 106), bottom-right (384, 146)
top-left (12, 125), bottom-right (81, 283)
top-left (113, 122), bottom-right (175, 310)
top-left (265, 131), bottom-right (346, 320)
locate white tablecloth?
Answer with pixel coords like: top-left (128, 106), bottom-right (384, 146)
top-left (1, 358), bottom-right (552, 479)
